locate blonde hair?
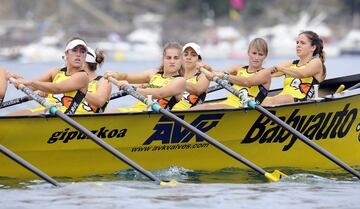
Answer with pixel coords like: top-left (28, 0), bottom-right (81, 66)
top-left (248, 38), bottom-right (268, 56)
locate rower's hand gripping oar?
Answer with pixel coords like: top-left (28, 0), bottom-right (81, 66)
top-left (108, 77), bottom-right (285, 182)
top-left (200, 68), bottom-right (360, 180)
top-left (0, 144), bottom-right (60, 187)
top-left (9, 77), bottom-right (175, 186)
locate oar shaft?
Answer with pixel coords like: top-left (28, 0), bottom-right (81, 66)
top-left (214, 78), bottom-right (243, 98)
top-left (54, 110), bottom-right (161, 183)
top-left (0, 144), bottom-right (60, 187)
top-left (109, 90), bottom-right (127, 100)
top-left (348, 82), bottom-right (360, 91)
top-left (0, 96), bottom-right (31, 109)
top-left (256, 105), bottom-right (360, 179)
top-left (200, 68), bottom-right (360, 179)
top-left (108, 77), bottom-right (269, 177)
top-left (158, 109), bottom-right (267, 176)
top-left (207, 84), bottom-right (222, 93)
top-left (10, 77), bottom-right (163, 184)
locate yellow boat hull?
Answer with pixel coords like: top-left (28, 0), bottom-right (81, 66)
top-left (1, 93), bottom-right (360, 179)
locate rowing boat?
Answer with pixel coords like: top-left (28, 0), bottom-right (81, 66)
top-left (1, 75), bottom-right (360, 179)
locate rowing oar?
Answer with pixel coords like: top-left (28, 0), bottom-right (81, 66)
top-left (9, 78), bottom-right (174, 186)
top-left (0, 89), bottom-right (127, 110)
top-left (109, 90), bottom-right (127, 100)
top-left (0, 144), bottom-right (60, 187)
top-left (200, 68), bottom-right (360, 180)
top-left (207, 84), bottom-right (223, 93)
top-left (108, 77), bottom-right (285, 182)
top-left (0, 96), bottom-right (31, 109)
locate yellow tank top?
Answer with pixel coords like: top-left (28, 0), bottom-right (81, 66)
top-left (47, 68), bottom-right (86, 114)
top-left (219, 66), bottom-right (268, 107)
top-left (172, 71), bottom-right (206, 110)
top-left (117, 73), bottom-right (179, 112)
top-left (76, 76), bottom-right (108, 114)
top-left (279, 60), bottom-right (319, 100)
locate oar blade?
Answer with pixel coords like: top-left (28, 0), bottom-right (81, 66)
top-left (265, 170), bottom-right (288, 182)
top-left (159, 179), bottom-right (178, 186)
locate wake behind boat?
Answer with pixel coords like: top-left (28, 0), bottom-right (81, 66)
top-left (1, 74), bottom-right (360, 179)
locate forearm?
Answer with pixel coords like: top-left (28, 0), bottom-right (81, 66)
top-left (228, 75), bottom-right (251, 87)
top-left (281, 68), bottom-right (305, 78)
top-left (85, 92), bottom-right (109, 107)
top-left (185, 82), bottom-right (206, 96)
top-left (137, 86), bottom-right (182, 99)
top-left (29, 81), bottom-right (62, 93)
top-left (137, 88), bottom-right (166, 99)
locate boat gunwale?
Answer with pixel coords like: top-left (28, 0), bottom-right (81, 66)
top-left (0, 89), bottom-right (359, 120)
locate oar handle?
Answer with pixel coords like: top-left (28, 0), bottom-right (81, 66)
top-left (335, 84), bottom-right (345, 93)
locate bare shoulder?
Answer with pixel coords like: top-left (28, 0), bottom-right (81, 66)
top-left (279, 60), bottom-right (293, 67)
top-left (173, 76), bottom-right (186, 83)
top-left (258, 69), bottom-right (271, 77)
top-left (227, 64), bottom-right (244, 74)
top-left (309, 57), bottom-right (323, 65)
top-left (72, 71), bottom-right (89, 82)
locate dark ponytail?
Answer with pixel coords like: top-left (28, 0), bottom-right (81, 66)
top-left (300, 31), bottom-right (326, 79)
top-left (87, 49), bottom-right (105, 71)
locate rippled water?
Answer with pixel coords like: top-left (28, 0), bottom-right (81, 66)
top-left (1, 167), bottom-right (360, 209)
top-left (1, 57), bottom-right (360, 208)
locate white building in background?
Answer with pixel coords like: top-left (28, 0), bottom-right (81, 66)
top-left (18, 34), bottom-right (64, 63)
top-left (93, 13), bottom-right (163, 62)
top-left (339, 29), bottom-right (360, 55)
top-left (202, 26), bottom-right (248, 60)
top-left (249, 12), bottom-right (340, 57)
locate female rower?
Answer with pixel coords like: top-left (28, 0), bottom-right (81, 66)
top-left (104, 41), bottom-right (186, 112)
top-left (172, 42), bottom-right (210, 110)
top-left (9, 37), bottom-right (89, 115)
top-left (75, 47), bottom-right (111, 114)
top-left (191, 37), bottom-right (271, 110)
top-left (262, 31), bottom-right (326, 105)
top-left (0, 68), bottom-right (8, 104)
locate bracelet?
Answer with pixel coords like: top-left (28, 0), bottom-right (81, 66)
top-left (223, 72), bottom-right (230, 80)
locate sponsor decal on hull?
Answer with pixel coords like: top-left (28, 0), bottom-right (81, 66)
top-left (48, 127), bottom-right (127, 143)
top-left (242, 103), bottom-right (358, 151)
top-left (133, 114), bottom-right (223, 152)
